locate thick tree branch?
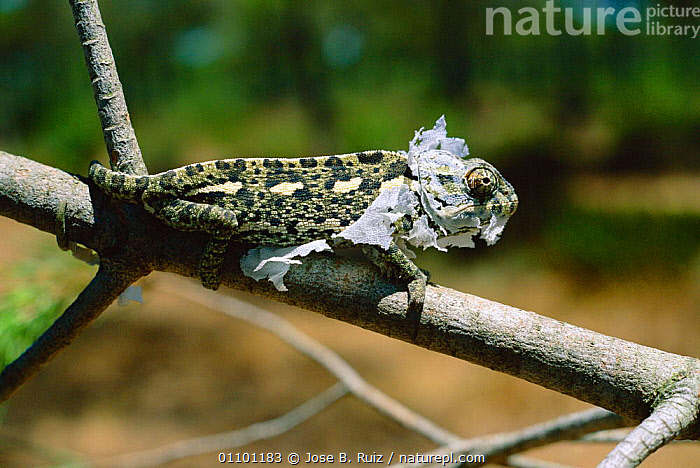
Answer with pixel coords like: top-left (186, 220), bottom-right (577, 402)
top-left (69, 0), bottom-right (147, 175)
top-left (0, 152), bottom-right (95, 245)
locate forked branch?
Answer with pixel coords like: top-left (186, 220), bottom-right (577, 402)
top-left (0, 2), bottom-right (699, 465)
top-left (598, 378), bottom-right (700, 467)
top-left (69, 0), bottom-right (147, 175)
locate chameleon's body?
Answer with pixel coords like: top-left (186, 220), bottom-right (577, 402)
top-left (89, 149), bottom-right (518, 315)
top-left (91, 151), bottom-right (408, 246)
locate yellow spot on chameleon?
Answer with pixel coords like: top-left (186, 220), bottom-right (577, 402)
top-left (332, 177), bottom-right (363, 193)
top-left (269, 181), bottom-right (304, 195)
top-left (380, 176), bottom-right (404, 191)
top-left (197, 181), bottom-right (243, 194)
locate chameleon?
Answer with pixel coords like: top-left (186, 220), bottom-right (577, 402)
top-left (88, 133), bottom-right (518, 317)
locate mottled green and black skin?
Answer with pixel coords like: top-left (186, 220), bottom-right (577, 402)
top-left (89, 151), bottom-right (416, 286)
top-left (89, 150), bottom-right (517, 320)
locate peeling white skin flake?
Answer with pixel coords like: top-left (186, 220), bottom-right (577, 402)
top-left (437, 233), bottom-right (476, 249)
top-left (408, 114), bottom-right (469, 158)
top-left (334, 185), bottom-right (418, 250)
top-left (240, 239), bottom-right (332, 291)
top-left (480, 214), bottom-right (508, 246)
top-left (405, 215), bottom-right (441, 251)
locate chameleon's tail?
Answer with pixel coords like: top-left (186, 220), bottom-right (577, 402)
top-left (89, 161), bottom-right (151, 201)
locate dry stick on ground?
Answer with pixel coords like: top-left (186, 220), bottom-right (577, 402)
top-left (386, 407), bottom-right (623, 468)
top-left (0, 0), bottom-right (150, 400)
top-left (1, 151), bottom-right (700, 467)
top-left (101, 383), bottom-right (349, 468)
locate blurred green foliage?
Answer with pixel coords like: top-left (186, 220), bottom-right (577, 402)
top-left (0, 0), bottom-right (698, 278)
top-left (0, 285), bottom-right (66, 369)
top-left (0, 250), bottom-right (94, 370)
top-left (1, 1), bottom-right (697, 168)
top-left (545, 208), bottom-right (700, 278)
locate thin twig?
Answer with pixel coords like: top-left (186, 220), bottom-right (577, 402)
top-left (159, 278), bottom-right (461, 446)
top-left (579, 429), bottom-right (631, 443)
top-left (69, 0), bottom-right (147, 175)
top-left (100, 383), bottom-right (348, 468)
top-left (580, 430), bottom-right (695, 444)
top-left (473, 408), bottom-right (625, 466)
top-left (388, 408), bottom-right (624, 468)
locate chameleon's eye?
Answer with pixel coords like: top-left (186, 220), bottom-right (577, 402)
top-left (465, 167), bottom-right (497, 199)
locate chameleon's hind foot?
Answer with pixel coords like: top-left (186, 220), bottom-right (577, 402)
top-left (199, 235), bottom-right (231, 290)
top-left (200, 268), bottom-right (222, 290)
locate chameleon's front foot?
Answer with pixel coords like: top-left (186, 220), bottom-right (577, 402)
top-left (366, 242), bottom-right (427, 340)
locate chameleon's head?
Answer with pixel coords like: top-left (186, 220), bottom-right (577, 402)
top-left (413, 150), bottom-right (518, 245)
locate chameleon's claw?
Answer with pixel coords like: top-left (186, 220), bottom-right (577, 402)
top-left (200, 254), bottom-right (223, 290)
top-left (407, 278), bottom-right (426, 314)
top-left (419, 267), bottom-right (431, 283)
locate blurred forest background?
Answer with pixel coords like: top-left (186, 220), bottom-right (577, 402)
top-left (0, 0), bottom-right (698, 466)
